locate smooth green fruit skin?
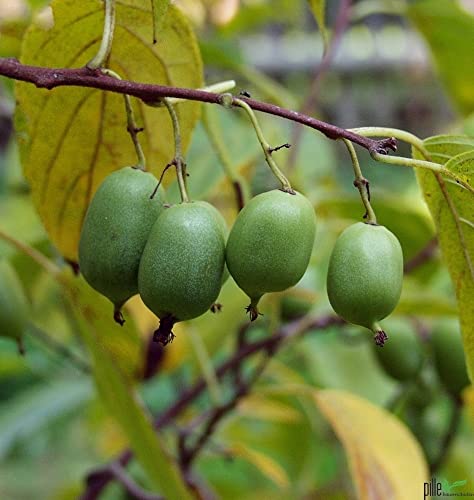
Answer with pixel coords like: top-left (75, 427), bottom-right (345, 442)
top-left (0, 260), bottom-right (29, 341)
top-left (225, 190), bottom-right (317, 302)
top-left (327, 222), bottom-right (403, 329)
top-left (79, 167), bottom-right (165, 308)
top-left (374, 320), bottom-right (423, 381)
top-left (138, 201), bottom-right (227, 321)
top-left (431, 319), bottom-right (470, 396)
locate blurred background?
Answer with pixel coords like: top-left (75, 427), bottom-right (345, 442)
top-left (1, 0), bottom-right (473, 499)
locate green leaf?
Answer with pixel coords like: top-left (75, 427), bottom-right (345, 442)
top-left (413, 135), bottom-right (474, 382)
top-left (307, 0), bottom-right (328, 51)
top-left (408, 0), bottom-right (474, 115)
top-left (65, 273), bottom-right (192, 500)
top-left (67, 274), bottom-right (143, 381)
top-left (228, 442), bottom-right (290, 489)
top-left (15, 0), bottom-right (203, 261)
top-left (314, 389), bottom-right (429, 499)
top-left (0, 378), bottom-right (92, 458)
top-left (0, 192), bottom-right (46, 260)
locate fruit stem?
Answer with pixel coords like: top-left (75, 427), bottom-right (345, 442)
top-left (232, 97), bottom-right (294, 194)
top-left (342, 138), bottom-right (377, 224)
top-left (86, 0), bottom-right (116, 70)
top-left (102, 68), bottom-right (147, 171)
top-left (163, 99), bottom-right (190, 203)
top-left (202, 106), bottom-right (249, 211)
top-left (372, 322), bottom-right (388, 347)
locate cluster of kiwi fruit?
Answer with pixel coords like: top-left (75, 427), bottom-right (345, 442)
top-left (0, 165), bottom-right (469, 407)
top-left (78, 163), bottom-right (408, 347)
top-left (78, 167), bottom-right (317, 344)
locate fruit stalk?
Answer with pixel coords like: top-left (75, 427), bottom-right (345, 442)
top-left (342, 138), bottom-right (377, 224)
top-left (163, 99), bottom-right (189, 202)
top-left (232, 97), bottom-right (294, 193)
top-left (86, 0), bottom-right (116, 70)
top-left (102, 69), bottom-right (147, 171)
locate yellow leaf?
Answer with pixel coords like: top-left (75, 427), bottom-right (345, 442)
top-left (15, 0), bottom-right (203, 260)
top-left (229, 442), bottom-right (290, 490)
top-left (314, 389), bottom-right (429, 500)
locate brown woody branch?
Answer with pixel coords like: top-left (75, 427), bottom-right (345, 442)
top-left (80, 314), bottom-right (343, 499)
top-left (0, 57), bottom-right (396, 156)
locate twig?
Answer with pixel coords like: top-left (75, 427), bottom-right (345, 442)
top-left (109, 462), bottom-right (163, 500)
top-left (80, 314), bottom-right (343, 498)
top-left (403, 237), bottom-right (437, 274)
top-left (288, 0), bottom-right (353, 169)
top-left (179, 352), bottom-right (272, 471)
top-left (0, 58), bottom-right (396, 156)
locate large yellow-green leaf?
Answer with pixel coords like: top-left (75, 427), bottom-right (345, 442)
top-left (15, 0), bottom-right (203, 260)
top-left (66, 273), bottom-right (143, 381)
top-left (65, 271), bottom-right (192, 500)
top-left (314, 389), bottom-right (429, 499)
top-left (413, 135), bottom-right (474, 381)
top-left (408, 0), bottom-right (474, 115)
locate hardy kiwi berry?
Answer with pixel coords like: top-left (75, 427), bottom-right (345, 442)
top-left (79, 167), bottom-right (165, 324)
top-left (138, 201), bottom-right (227, 345)
top-left (225, 189), bottom-right (316, 320)
top-left (326, 222), bottom-right (403, 345)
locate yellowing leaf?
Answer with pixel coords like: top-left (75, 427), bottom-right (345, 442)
top-left (66, 272), bottom-right (143, 381)
top-left (414, 135), bottom-right (474, 382)
top-left (229, 442), bottom-right (290, 489)
top-left (307, 0), bottom-right (328, 52)
top-left (314, 389), bottom-right (429, 500)
top-left (67, 272), bottom-right (192, 500)
top-left (408, 0), bottom-right (474, 115)
top-left (15, 0), bottom-right (203, 260)
top-left (237, 395), bottom-right (302, 423)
